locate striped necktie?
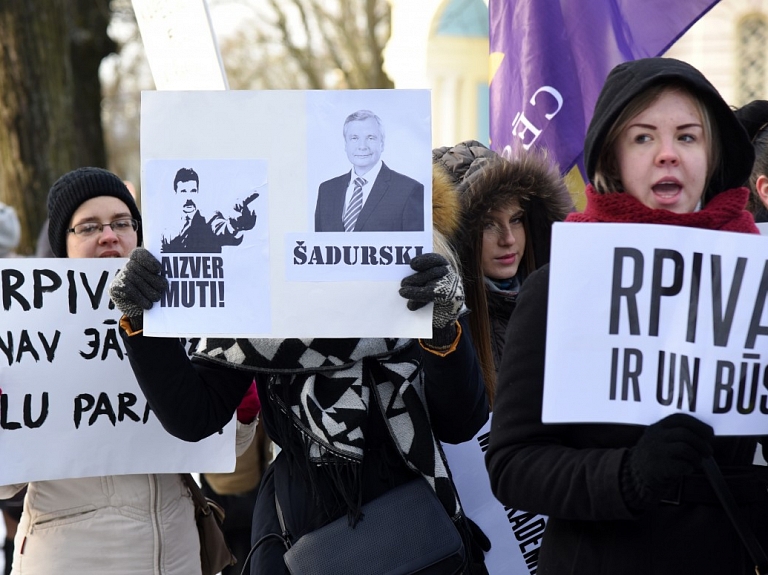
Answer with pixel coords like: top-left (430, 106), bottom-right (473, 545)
top-left (342, 176), bottom-right (366, 232)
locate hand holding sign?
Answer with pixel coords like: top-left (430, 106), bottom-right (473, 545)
top-left (109, 248), bottom-right (167, 330)
top-left (623, 413), bottom-right (714, 510)
top-left (400, 253), bottom-right (467, 347)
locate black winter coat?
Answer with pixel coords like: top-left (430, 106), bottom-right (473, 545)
top-left (122, 322), bottom-right (488, 574)
top-left (486, 286), bottom-right (516, 373)
top-left (486, 265), bottom-right (768, 575)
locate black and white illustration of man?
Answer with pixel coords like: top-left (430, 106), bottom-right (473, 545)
top-left (161, 167), bottom-right (258, 253)
top-left (314, 110), bottom-right (425, 232)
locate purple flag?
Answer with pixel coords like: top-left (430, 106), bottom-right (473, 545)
top-left (489, 0), bottom-right (720, 178)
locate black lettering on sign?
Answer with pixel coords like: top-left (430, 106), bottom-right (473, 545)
top-left (608, 348), bottom-right (642, 401)
top-left (655, 351), bottom-right (699, 411)
top-left (33, 269), bottom-right (62, 309)
top-left (74, 392), bottom-right (152, 429)
top-left (80, 320), bottom-right (125, 361)
top-left (649, 249), bottom-right (684, 337)
top-left (1, 393), bottom-right (49, 430)
top-left (713, 354), bottom-right (768, 415)
top-left (745, 261), bottom-right (768, 349)
top-left (477, 431), bottom-right (490, 453)
top-left (0, 330), bottom-right (61, 365)
top-left (710, 255), bottom-right (747, 347)
top-left (685, 252), bottom-right (703, 343)
top-left (292, 243), bottom-right (423, 266)
top-left (1, 269), bottom-right (30, 311)
top-left (609, 248), bottom-right (643, 335)
top-left (504, 507), bottom-right (546, 574)
top-left (162, 280), bottom-right (225, 308)
top-left (161, 256), bottom-right (224, 279)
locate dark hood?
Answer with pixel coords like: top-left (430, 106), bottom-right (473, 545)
top-left (734, 99), bottom-right (768, 142)
top-left (584, 57), bottom-right (753, 201)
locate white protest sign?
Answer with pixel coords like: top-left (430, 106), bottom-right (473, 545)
top-left (131, 0), bottom-right (228, 90)
top-left (545, 223), bottom-right (768, 435)
top-left (141, 89), bottom-right (433, 338)
top-left (442, 415), bottom-right (546, 574)
top-left (0, 259), bottom-right (235, 485)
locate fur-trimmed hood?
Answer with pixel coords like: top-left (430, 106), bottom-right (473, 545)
top-left (433, 140), bottom-right (573, 271)
top-left (431, 159), bottom-right (462, 240)
top-left (432, 141), bottom-right (573, 404)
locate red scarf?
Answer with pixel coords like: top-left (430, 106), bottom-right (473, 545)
top-left (567, 185), bottom-right (759, 234)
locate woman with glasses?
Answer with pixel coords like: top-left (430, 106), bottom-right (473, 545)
top-left (0, 167), bottom-right (259, 574)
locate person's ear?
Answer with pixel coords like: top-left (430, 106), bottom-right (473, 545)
top-left (756, 174), bottom-right (768, 211)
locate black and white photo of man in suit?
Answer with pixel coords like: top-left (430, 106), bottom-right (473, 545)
top-left (162, 167), bottom-right (257, 253)
top-left (314, 110), bottom-right (424, 232)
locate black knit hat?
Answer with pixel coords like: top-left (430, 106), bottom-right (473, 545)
top-left (47, 167), bottom-right (142, 258)
top-left (584, 57), bottom-right (753, 201)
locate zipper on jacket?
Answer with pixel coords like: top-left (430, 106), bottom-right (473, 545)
top-left (29, 508), bottom-right (97, 530)
top-left (150, 474), bottom-right (162, 575)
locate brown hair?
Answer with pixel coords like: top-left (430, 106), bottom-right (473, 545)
top-left (452, 146), bottom-right (572, 405)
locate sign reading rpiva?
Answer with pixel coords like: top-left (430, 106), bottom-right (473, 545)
top-left (544, 223), bottom-right (768, 435)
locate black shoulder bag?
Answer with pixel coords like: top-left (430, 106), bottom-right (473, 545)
top-left (276, 476), bottom-right (465, 575)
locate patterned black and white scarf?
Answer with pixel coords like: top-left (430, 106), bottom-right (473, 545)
top-left (195, 337), bottom-right (462, 519)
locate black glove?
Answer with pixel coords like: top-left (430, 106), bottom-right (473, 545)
top-left (465, 517), bottom-right (491, 574)
top-left (399, 253), bottom-right (467, 348)
top-left (622, 413), bottom-right (714, 510)
top-left (109, 248), bottom-right (167, 331)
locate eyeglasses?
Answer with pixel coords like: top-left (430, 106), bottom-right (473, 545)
top-left (67, 218), bottom-right (139, 238)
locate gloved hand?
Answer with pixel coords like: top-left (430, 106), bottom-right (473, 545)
top-left (399, 253), bottom-right (467, 348)
top-left (465, 517), bottom-right (491, 574)
top-left (622, 413), bottom-right (714, 510)
top-left (236, 380), bottom-right (261, 424)
top-left (109, 248), bottom-right (167, 331)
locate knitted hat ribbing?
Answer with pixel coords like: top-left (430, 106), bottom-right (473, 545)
top-left (47, 167), bottom-right (142, 258)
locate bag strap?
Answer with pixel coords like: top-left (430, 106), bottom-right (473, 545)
top-left (274, 491), bottom-right (292, 549)
top-left (181, 473), bottom-right (212, 515)
top-left (237, 490), bottom-right (292, 575)
top-left (702, 457), bottom-right (768, 575)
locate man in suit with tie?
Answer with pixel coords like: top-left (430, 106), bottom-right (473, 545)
top-left (314, 110), bottom-right (424, 232)
top-left (162, 167), bottom-right (257, 253)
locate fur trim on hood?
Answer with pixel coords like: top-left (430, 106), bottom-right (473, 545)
top-left (433, 141), bottom-right (573, 269)
top-left (431, 162), bottom-right (462, 239)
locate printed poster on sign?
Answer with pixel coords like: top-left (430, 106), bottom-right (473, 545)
top-left (141, 90), bottom-right (433, 338)
top-left (142, 158), bottom-right (271, 337)
top-left (0, 258), bottom-right (235, 485)
top-left (544, 223), bottom-right (768, 435)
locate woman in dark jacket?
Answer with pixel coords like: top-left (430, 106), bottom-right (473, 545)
top-left (486, 57), bottom-right (768, 574)
top-left (108, 211), bottom-right (489, 572)
top-left (433, 142), bottom-right (572, 404)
